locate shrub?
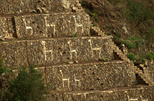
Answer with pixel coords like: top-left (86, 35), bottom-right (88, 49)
top-left (85, 10), bottom-right (91, 14)
top-left (145, 28), bottom-right (154, 43)
top-left (93, 16), bottom-right (98, 21)
top-left (93, 23), bottom-right (97, 27)
top-left (127, 52), bottom-right (136, 61)
top-left (87, 34), bottom-right (91, 36)
top-left (140, 57), bottom-right (145, 63)
top-left (105, 32), bottom-right (111, 35)
top-left (84, 59), bottom-right (88, 61)
top-left (0, 57), bottom-right (4, 76)
top-left (122, 39), bottom-right (136, 49)
top-left (81, 1), bottom-right (86, 6)
top-left (126, 0), bottom-right (154, 27)
top-left (147, 52), bottom-right (154, 60)
top-left (3, 65), bottom-right (50, 101)
top-left (73, 34), bottom-right (77, 37)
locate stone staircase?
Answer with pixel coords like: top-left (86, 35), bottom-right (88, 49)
top-left (112, 42), bottom-right (154, 86)
top-left (0, 0), bottom-right (154, 101)
top-left (136, 67), bottom-right (154, 86)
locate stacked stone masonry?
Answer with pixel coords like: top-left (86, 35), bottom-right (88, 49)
top-left (0, 36), bottom-right (113, 68)
top-left (0, 17), bottom-right (15, 37)
top-left (0, 0), bottom-right (75, 14)
top-left (0, 13), bottom-right (90, 39)
top-left (0, 0), bottom-right (154, 100)
top-left (45, 61), bottom-right (136, 91)
top-left (47, 87), bottom-right (154, 101)
top-left (113, 42), bottom-right (154, 86)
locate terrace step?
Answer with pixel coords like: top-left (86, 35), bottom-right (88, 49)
top-left (113, 41), bottom-right (154, 86)
top-left (135, 66), bottom-right (154, 86)
top-left (0, 12), bottom-right (91, 39)
top-left (47, 86), bottom-right (154, 101)
top-left (44, 60), bottom-right (136, 91)
top-left (0, 0), bottom-right (82, 15)
top-left (1, 60), bottom-right (136, 92)
top-left (0, 36), bottom-right (113, 68)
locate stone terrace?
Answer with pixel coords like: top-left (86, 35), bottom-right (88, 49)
top-left (0, 0), bottom-right (154, 101)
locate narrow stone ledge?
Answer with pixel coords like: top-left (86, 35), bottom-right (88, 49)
top-left (0, 36), bottom-right (113, 68)
top-left (47, 86), bottom-right (154, 101)
top-left (44, 60), bottom-right (135, 91)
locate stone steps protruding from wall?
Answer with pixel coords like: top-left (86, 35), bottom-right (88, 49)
top-left (0, 12), bottom-right (91, 39)
top-left (47, 86), bottom-right (154, 101)
top-left (135, 67), bottom-right (154, 86)
top-left (112, 42), bottom-right (154, 86)
top-left (0, 36), bottom-right (113, 68)
top-left (113, 43), bottom-right (130, 62)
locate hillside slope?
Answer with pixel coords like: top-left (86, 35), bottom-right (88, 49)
top-left (79, 0), bottom-right (154, 67)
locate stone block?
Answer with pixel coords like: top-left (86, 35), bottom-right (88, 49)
top-left (27, 36), bottom-right (113, 66)
top-left (0, 0), bottom-right (75, 15)
top-left (45, 61), bottom-right (136, 91)
top-left (0, 17), bottom-right (15, 38)
top-left (0, 36), bottom-right (113, 68)
top-left (14, 13), bottom-right (90, 39)
top-left (47, 87), bottom-right (154, 101)
top-left (0, 41), bottom-right (28, 68)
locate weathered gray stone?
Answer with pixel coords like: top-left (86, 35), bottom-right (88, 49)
top-left (0, 0), bottom-right (75, 15)
top-left (45, 61), bottom-right (136, 91)
top-left (27, 36), bottom-right (113, 66)
top-left (14, 13), bottom-right (90, 39)
top-left (0, 41), bottom-right (28, 68)
top-left (47, 87), bottom-right (154, 101)
top-left (0, 36), bottom-right (114, 68)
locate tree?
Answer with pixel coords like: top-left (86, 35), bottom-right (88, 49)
top-left (126, 0), bottom-right (154, 28)
top-left (3, 65), bottom-right (49, 101)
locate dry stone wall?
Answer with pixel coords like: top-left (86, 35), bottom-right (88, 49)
top-left (0, 41), bottom-right (28, 68)
top-left (46, 61), bottom-right (136, 91)
top-left (0, 0), bottom-right (74, 14)
top-left (0, 13), bottom-right (90, 39)
top-left (15, 13), bottom-right (90, 38)
top-left (0, 36), bottom-right (113, 68)
top-left (48, 87), bottom-right (154, 101)
top-left (0, 17), bottom-right (15, 37)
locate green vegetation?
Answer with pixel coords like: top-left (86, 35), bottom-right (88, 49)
top-left (81, 1), bottom-right (86, 6)
top-left (145, 28), bottom-right (154, 43)
top-left (3, 65), bottom-right (50, 101)
top-left (85, 10), bottom-right (91, 14)
top-left (93, 23), bottom-right (97, 27)
top-left (105, 32), bottom-right (111, 36)
top-left (102, 57), bottom-right (106, 61)
top-left (139, 57), bottom-right (146, 63)
top-left (126, 0), bottom-right (154, 27)
top-left (84, 59), bottom-right (88, 61)
top-left (87, 34), bottom-right (91, 36)
top-left (122, 39), bottom-right (136, 49)
top-left (93, 15), bottom-right (98, 21)
top-left (127, 52), bottom-right (136, 61)
top-left (0, 54), bottom-right (50, 101)
top-left (147, 52), bottom-right (154, 60)
top-left (85, 10), bottom-right (98, 21)
top-left (106, 25), bottom-right (111, 31)
top-left (73, 34), bottom-right (77, 37)
top-left (0, 57), bottom-right (4, 76)
top-left (0, 55), bottom-right (12, 76)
